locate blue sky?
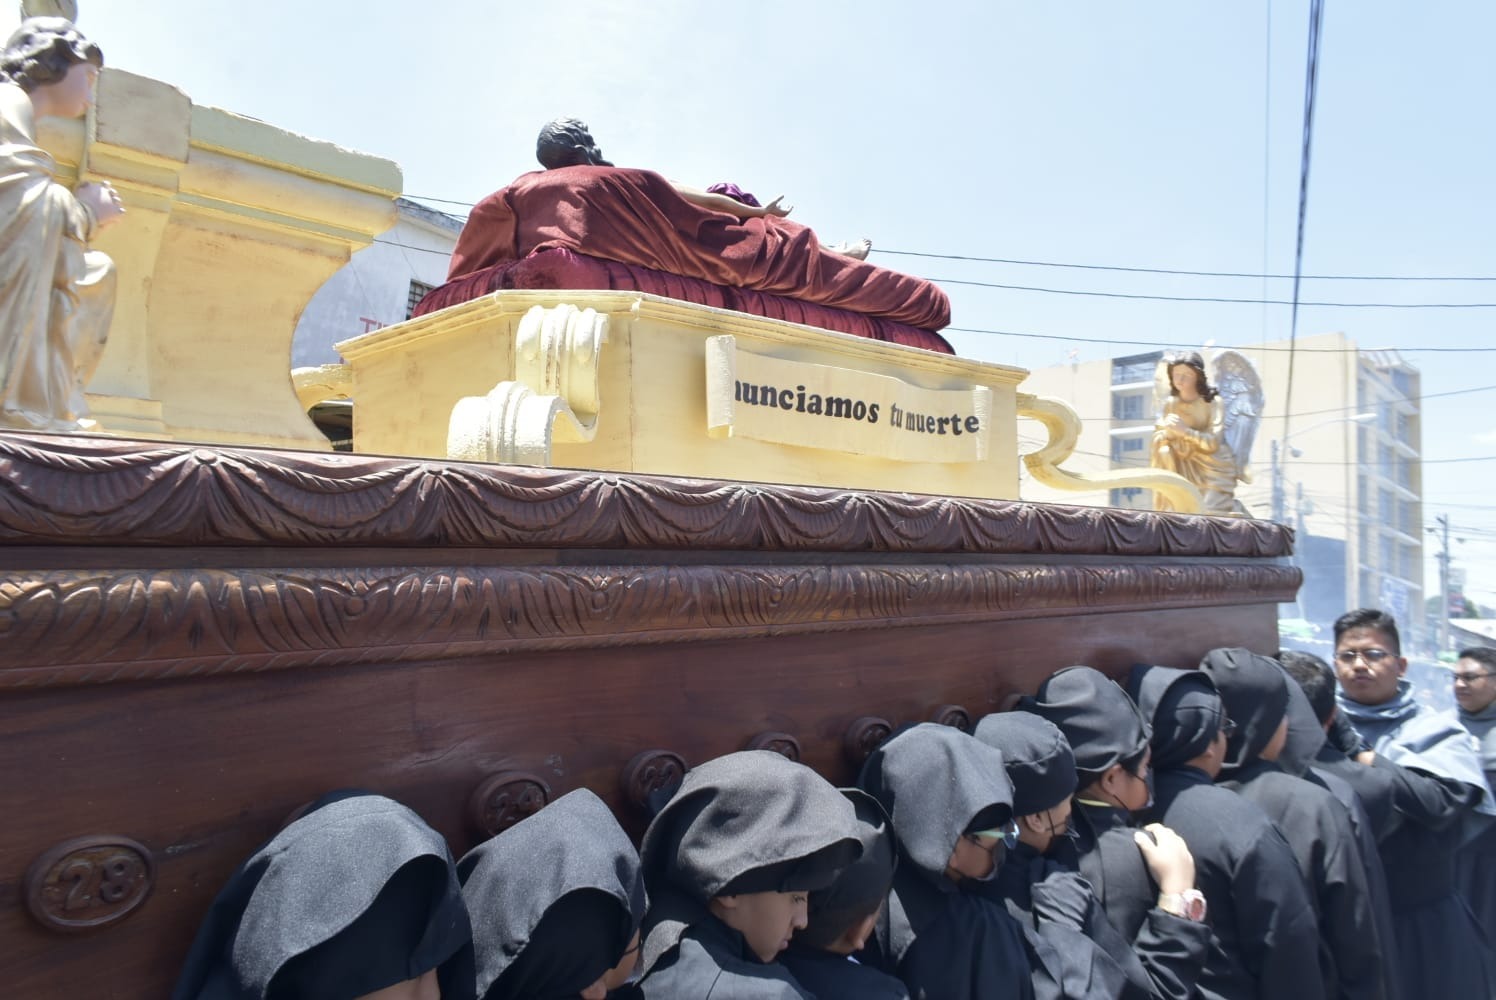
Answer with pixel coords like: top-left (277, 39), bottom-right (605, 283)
top-left (82, 1), bottom-right (1496, 610)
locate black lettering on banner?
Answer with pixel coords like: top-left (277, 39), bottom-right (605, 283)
top-left (779, 389), bottom-right (794, 410)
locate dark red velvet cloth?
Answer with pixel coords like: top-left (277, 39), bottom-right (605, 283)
top-left (416, 248), bottom-right (955, 354)
top-left (446, 166), bottom-right (951, 331)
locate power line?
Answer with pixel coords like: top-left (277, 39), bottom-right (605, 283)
top-left (877, 249), bottom-right (1496, 283)
top-left (932, 277), bottom-right (1496, 308)
top-left (1059, 382), bottom-right (1496, 423)
top-left (946, 325), bottom-right (1496, 353)
top-left (1282, 0), bottom-right (1327, 447)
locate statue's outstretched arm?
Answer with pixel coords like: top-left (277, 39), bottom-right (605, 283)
top-left (669, 181), bottom-right (792, 219)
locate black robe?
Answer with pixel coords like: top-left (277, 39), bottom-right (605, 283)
top-left (858, 723), bottom-right (1035, 1000)
top-left (779, 943), bottom-right (909, 1000)
top-left (645, 914), bottom-right (817, 1000)
top-left (1147, 766), bottom-right (1324, 1000)
top-left (1303, 764), bottom-right (1402, 1000)
top-left (172, 792), bottom-right (475, 1000)
top-left (988, 839), bottom-right (1209, 1000)
top-left (1454, 700), bottom-right (1496, 941)
top-left (1338, 687), bottom-right (1496, 998)
top-left (1218, 760), bottom-right (1385, 1000)
top-left (457, 788), bottom-right (646, 1000)
top-left (637, 751), bottom-right (862, 1000)
top-left (1202, 648), bottom-right (1386, 1000)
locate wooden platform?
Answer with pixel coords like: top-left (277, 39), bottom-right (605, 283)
top-left (0, 431), bottom-right (1297, 998)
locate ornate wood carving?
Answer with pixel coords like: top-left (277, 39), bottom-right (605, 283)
top-left (0, 562), bottom-right (1300, 689)
top-left (0, 433), bottom-right (1292, 557)
top-left (24, 835), bottom-right (154, 934)
top-left (621, 749), bottom-right (686, 816)
top-left (843, 717), bottom-right (893, 768)
top-left (467, 772), bottom-right (552, 838)
top-left (930, 704), bottom-right (972, 731)
top-left (746, 731), bottom-right (802, 761)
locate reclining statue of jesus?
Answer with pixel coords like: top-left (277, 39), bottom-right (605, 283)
top-left (534, 117), bottom-right (871, 260)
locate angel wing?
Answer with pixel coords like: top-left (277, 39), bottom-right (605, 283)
top-left (1153, 359), bottom-right (1173, 420)
top-left (1211, 350), bottom-right (1264, 483)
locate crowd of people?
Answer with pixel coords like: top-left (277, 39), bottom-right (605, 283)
top-left (171, 608), bottom-right (1496, 1000)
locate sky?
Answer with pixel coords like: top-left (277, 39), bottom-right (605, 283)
top-left (77, 1), bottom-right (1496, 612)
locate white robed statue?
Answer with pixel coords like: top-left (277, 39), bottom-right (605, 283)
top-left (0, 14), bottom-right (121, 432)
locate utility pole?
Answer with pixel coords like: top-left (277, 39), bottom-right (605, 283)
top-left (1271, 439), bottom-right (1285, 524)
top-left (1431, 515), bottom-right (1452, 654)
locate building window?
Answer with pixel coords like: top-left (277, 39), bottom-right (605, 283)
top-left (406, 280), bottom-right (435, 320)
top-left (1379, 489), bottom-right (1394, 522)
top-left (1110, 435), bottom-right (1146, 466)
top-left (1357, 475), bottom-right (1369, 516)
top-left (1391, 369), bottom-right (1414, 397)
top-left (1401, 544), bottom-right (1418, 582)
top-left (1109, 487), bottom-right (1145, 508)
top-left (1112, 352), bottom-right (1162, 386)
top-left (1111, 392), bottom-right (1147, 420)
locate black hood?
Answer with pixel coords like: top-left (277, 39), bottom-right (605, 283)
top-left (1199, 648), bottom-right (1290, 770)
top-left (638, 751), bottom-right (861, 975)
top-left (1125, 664), bottom-right (1224, 770)
top-left (1020, 666), bottom-right (1150, 780)
top-left (173, 792), bottom-right (475, 1000)
top-left (858, 723), bottom-right (1014, 885)
top-left (458, 789), bottom-right (645, 999)
top-left (972, 711), bottom-right (1077, 815)
top-left (797, 788), bottom-right (899, 951)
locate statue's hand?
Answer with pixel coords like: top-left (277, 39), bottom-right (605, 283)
top-left (77, 182), bottom-right (125, 231)
top-left (760, 195), bottom-right (792, 218)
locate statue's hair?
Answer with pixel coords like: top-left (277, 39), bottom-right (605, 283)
top-left (0, 17), bottom-right (102, 92)
top-left (535, 117), bottom-right (609, 169)
top-left (1164, 351), bottom-right (1218, 403)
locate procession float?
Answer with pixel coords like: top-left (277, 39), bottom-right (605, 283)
top-left (0, 13), bottom-right (1295, 997)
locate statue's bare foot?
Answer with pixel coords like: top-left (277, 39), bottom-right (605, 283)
top-left (830, 238), bottom-right (873, 260)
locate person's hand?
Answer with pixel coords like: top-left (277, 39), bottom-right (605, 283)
top-left (1134, 823), bottom-right (1195, 896)
top-left (1158, 413), bottom-right (1184, 434)
top-left (77, 181), bottom-right (125, 230)
top-left (1354, 750), bottom-right (1376, 765)
top-left (759, 195), bottom-right (792, 218)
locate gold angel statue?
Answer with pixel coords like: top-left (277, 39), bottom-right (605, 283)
top-left (1150, 350), bottom-right (1263, 516)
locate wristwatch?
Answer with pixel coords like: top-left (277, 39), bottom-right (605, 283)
top-left (1157, 889), bottom-right (1208, 922)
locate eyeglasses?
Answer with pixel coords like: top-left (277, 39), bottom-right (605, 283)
top-left (968, 819), bottom-right (1021, 851)
top-left (1452, 671), bottom-right (1496, 685)
top-left (1335, 648), bottom-right (1393, 666)
top-left (1221, 717), bottom-right (1239, 737)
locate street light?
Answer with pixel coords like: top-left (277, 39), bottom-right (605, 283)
top-left (1270, 413), bottom-right (1376, 525)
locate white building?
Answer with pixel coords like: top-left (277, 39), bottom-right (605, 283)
top-left (1020, 333), bottom-right (1424, 639)
top-left (291, 198), bottom-right (463, 367)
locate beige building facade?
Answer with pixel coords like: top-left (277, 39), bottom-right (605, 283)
top-left (1020, 333), bottom-right (1423, 634)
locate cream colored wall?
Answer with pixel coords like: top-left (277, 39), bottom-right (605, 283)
top-left (340, 291), bottom-right (1028, 499)
top-left (36, 68), bottom-right (401, 448)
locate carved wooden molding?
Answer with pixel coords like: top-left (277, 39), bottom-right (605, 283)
top-left (621, 749), bottom-right (686, 816)
top-left (467, 772), bottom-right (552, 838)
top-left (746, 731), bottom-right (802, 762)
top-left (0, 433), bottom-right (1292, 557)
top-left (0, 562), bottom-right (1301, 689)
top-left (929, 704), bottom-right (972, 731)
top-left (843, 717), bottom-right (893, 769)
top-left (24, 835), bottom-right (155, 934)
